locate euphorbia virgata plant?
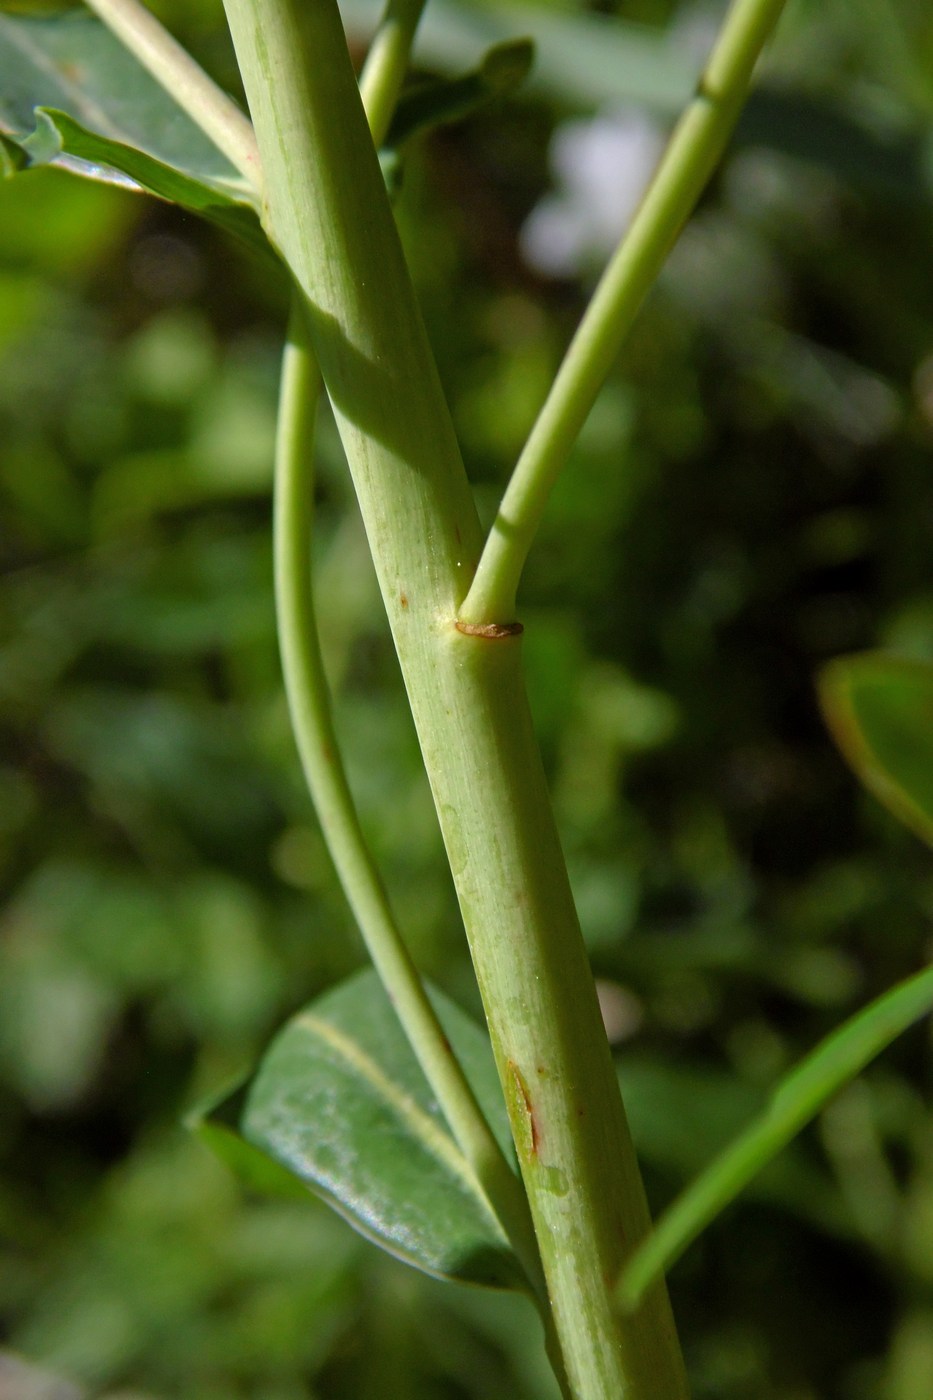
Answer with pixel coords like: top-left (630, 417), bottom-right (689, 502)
top-left (3, 2), bottom-right (933, 1396)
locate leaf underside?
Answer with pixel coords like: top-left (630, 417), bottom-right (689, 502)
top-left (193, 969), bottom-right (527, 1293)
top-left (0, 12), bottom-right (265, 251)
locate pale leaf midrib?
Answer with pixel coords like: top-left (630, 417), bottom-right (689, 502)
top-left (294, 1011), bottom-right (508, 1239)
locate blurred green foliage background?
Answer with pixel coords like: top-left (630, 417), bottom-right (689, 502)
top-left (1, 0), bottom-right (933, 1396)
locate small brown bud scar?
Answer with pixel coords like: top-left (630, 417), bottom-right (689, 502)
top-left (455, 620), bottom-right (524, 638)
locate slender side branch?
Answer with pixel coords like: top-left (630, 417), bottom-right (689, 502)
top-left (83, 0), bottom-right (261, 191)
top-left (275, 301), bottom-right (543, 1296)
top-left (617, 963), bottom-right (933, 1309)
top-left (358, 0), bottom-right (427, 146)
top-left (459, 0), bottom-right (788, 626)
top-left (272, 0), bottom-right (543, 1292)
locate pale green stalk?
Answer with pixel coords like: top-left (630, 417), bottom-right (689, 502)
top-left (222, 0), bottom-right (687, 1394)
top-left (459, 0), bottom-right (788, 626)
top-left (275, 302), bottom-right (544, 1296)
top-left (358, 0), bottom-right (426, 145)
top-left (83, 0), bottom-right (261, 191)
top-left (272, 0), bottom-right (544, 1296)
top-left (618, 964), bottom-right (933, 1309)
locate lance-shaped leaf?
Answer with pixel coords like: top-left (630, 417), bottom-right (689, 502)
top-left (0, 11), bottom-right (264, 248)
top-left (193, 969), bottom-right (527, 1292)
top-left (820, 652), bottom-right (933, 848)
top-left (618, 963), bottom-right (933, 1308)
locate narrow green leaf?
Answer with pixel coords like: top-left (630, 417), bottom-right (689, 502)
top-left (0, 11), bottom-right (265, 249)
top-left (618, 1058), bottom-right (850, 1238)
top-left (194, 969), bottom-right (527, 1292)
top-left (820, 652), bottom-right (933, 848)
top-left (618, 964), bottom-right (933, 1308)
top-left (20, 108), bottom-right (266, 253)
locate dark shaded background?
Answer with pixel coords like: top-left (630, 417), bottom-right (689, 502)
top-left (1, 0), bottom-right (932, 1396)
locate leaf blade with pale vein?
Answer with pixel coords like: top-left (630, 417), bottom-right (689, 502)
top-left (193, 969), bottom-right (528, 1292)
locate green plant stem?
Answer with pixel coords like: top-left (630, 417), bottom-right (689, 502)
top-left (272, 0), bottom-right (546, 1326)
top-left (618, 964), bottom-right (933, 1310)
top-left (222, 0), bottom-right (687, 1394)
top-left (274, 300), bottom-right (544, 1300)
top-left (273, 0), bottom-right (544, 1300)
top-left (83, 0), bottom-right (261, 191)
top-left (358, 0), bottom-right (427, 146)
top-left (459, 0), bottom-right (788, 627)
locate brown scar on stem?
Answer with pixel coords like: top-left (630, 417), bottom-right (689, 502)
top-left (507, 1059), bottom-right (540, 1158)
top-left (399, 592), bottom-right (409, 609)
top-left (455, 620), bottom-right (524, 639)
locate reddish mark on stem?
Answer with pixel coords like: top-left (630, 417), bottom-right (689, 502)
top-left (399, 592), bottom-right (409, 610)
top-left (507, 1060), bottom-right (540, 1158)
top-left (455, 620), bottom-right (524, 639)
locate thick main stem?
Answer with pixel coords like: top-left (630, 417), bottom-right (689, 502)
top-left (222, 1), bottom-right (687, 1394)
